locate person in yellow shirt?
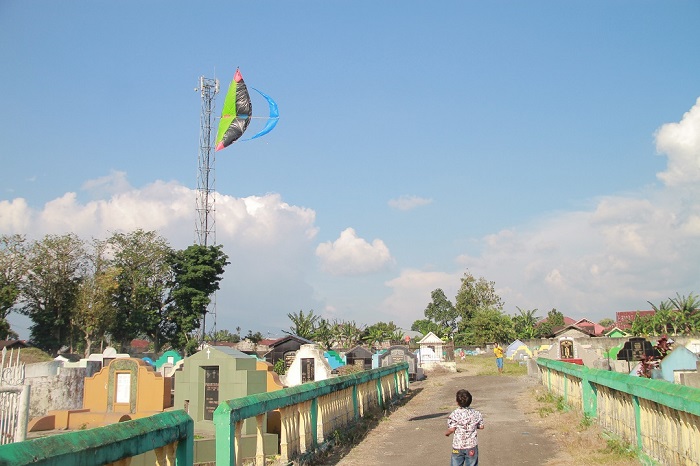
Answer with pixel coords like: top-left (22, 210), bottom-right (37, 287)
top-left (493, 343), bottom-right (505, 374)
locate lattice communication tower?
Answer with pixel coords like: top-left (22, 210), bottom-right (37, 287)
top-left (196, 76), bottom-right (219, 246)
top-left (195, 76), bottom-right (219, 341)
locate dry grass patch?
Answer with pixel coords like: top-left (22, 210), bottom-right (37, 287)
top-left (521, 385), bottom-right (641, 466)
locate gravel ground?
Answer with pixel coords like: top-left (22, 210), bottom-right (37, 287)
top-left (321, 369), bottom-right (563, 466)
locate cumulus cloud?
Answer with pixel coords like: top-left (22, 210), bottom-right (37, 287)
top-left (82, 170), bottom-right (133, 199)
top-left (316, 228), bottom-right (393, 276)
top-left (1, 175), bottom-right (322, 338)
top-left (656, 97), bottom-right (700, 186)
top-left (449, 98), bottom-right (700, 321)
top-left (381, 269), bottom-right (461, 325)
top-left (374, 97), bottom-right (700, 326)
top-left (388, 195), bottom-right (433, 211)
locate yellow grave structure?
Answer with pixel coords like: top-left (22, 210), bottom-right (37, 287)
top-left (28, 358), bottom-right (172, 431)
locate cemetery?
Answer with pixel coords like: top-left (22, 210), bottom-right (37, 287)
top-left (0, 326), bottom-right (699, 465)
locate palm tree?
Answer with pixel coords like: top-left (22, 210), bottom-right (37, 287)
top-left (514, 307), bottom-right (540, 339)
top-left (669, 292), bottom-right (699, 335)
top-left (648, 299), bottom-right (675, 335)
top-left (285, 309), bottom-right (319, 340)
top-left (390, 329), bottom-right (405, 345)
top-left (363, 327), bottom-right (387, 351)
top-left (314, 318), bottom-right (334, 350)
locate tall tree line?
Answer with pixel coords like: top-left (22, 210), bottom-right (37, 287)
top-left (412, 270), bottom-right (699, 346)
top-left (0, 230), bottom-right (228, 356)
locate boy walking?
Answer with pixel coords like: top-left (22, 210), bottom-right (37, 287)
top-left (445, 389), bottom-right (484, 466)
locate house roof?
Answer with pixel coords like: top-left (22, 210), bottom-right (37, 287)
top-left (616, 310), bottom-right (655, 329)
top-left (604, 326), bottom-right (630, 337)
top-left (0, 340), bottom-right (28, 350)
top-left (209, 345), bottom-right (255, 358)
top-left (574, 319), bottom-right (606, 336)
top-left (549, 324), bottom-right (596, 338)
top-left (537, 316), bottom-right (577, 326)
top-left (268, 334), bottom-right (315, 347)
top-left (258, 338), bottom-right (280, 346)
top-left (418, 331), bottom-right (443, 344)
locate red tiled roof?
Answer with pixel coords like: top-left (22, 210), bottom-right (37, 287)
top-left (574, 319), bottom-right (606, 336)
top-left (616, 310), bottom-right (655, 329)
top-left (129, 339), bottom-right (150, 349)
top-left (259, 338), bottom-right (280, 346)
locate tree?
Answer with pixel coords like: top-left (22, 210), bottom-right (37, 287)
top-left (389, 329), bottom-right (405, 344)
top-left (20, 234), bottom-right (87, 354)
top-left (314, 318), bottom-right (334, 350)
top-left (512, 307), bottom-right (540, 340)
top-left (0, 234), bottom-right (27, 339)
top-left (456, 307), bottom-right (515, 346)
top-left (423, 288), bottom-right (458, 338)
top-left (72, 241), bottom-right (119, 356)
top-left (598, 318), bottom-right (615, 328)
top-left (206, 329), bottom-right (240, 343)
top-left (106, 230), bottom-right (174, 352)
top-left (535, 309), bottom-right (565, 338)
top-left (285, 309), bottom-right (319, 340)
top-left (168, 244), bottom-right (229, 354)
top-left (648, 300), bottom-right (674, 336)
top-left (245, 330), bottom-right (264, 344)
top-left (336, 320), bottom-right (364, 348)
top-left (668, 292), bottom-right (699, 335)
top-left (362, 321), bottom-right (398, 349)
top-left (411, 318), bottom-right (447, 339)
top-left (363, 326), bottom-right (387, 350)
top-left (630, 312), bottom-right (655, 336)
top-left (455, 271), bottom-right (504, 325)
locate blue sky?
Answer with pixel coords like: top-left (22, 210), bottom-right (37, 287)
top-left (2, 1), bottom-right (700, 340)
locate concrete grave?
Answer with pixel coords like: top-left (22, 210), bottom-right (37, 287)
top-left (281, 344), bottom-right (334, 387)
top-left (379, 345), bottom-right (424, 379)
top-left (652, 346), bottom-right (700, 383)
top-left (617, 337), bottom-right (658, 362)
top-left (418, 332), bottom-right (444, 362)
top-left (173, 345), bottom-right (278, 464)
top-left (540, 337), bottom-right (602, 367)
top-left (264, 335), bottom-right (315, 371)
top-left (345, 346), bottom-right (373, 371)
top-left (28, 358), bottom-right (172, 431)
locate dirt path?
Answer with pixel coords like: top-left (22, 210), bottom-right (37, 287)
top-left (328, 370), bottom-right (562, 466)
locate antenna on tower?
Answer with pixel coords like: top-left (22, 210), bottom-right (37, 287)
top-left (195, 76), bottom-right (219, 343)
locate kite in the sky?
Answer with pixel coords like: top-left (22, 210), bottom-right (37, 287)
top-left (215, 68), bottom-right (279, 151)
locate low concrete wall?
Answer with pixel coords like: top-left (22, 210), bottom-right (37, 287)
top-left (215, 362), bottom-right (410, 466)
top-left (0, 410), bottom-right (193, 466)
top-left (25, 365), bottom-right (91, 418)
top-left (536, 358), bottom-right (700, 465)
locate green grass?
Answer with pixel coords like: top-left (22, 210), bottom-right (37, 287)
top-left (457, 354), bottom-right (528, 376)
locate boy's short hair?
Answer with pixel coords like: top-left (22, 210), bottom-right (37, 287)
top-left (456, 389), bottom-right (472, 408)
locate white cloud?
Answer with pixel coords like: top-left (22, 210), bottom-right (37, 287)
top-left (656, 97), bottom-right (700, 186)
top-left (447, 98), bottom-right (700, 322)
top-left (388, 195), bottom-right (433, 211)
top-left (1, 175), bottom-right (322, 339)
top-left (316, 228), bottom-right (393, 276)
top-left (0, 198), bottom-right (33, 234)
top-left (82, 170), bottom-right (133, 199)
top-left (381, 269), bottom-right (460, 326)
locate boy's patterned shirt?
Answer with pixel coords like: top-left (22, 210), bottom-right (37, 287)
top-left (447, 407), bottom-right (484, 449)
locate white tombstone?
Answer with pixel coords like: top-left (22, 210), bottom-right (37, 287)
top-left (281, 344), bottom-right (334, 387)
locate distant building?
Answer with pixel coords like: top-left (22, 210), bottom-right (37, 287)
top-left (616, 310), bottom-right (655, 330)
top-left (573, 318), bottom-right (606, 336)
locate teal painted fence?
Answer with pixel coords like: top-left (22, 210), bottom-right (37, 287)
top-left (0, 410), bottom-right (193, 466)
top-left (214, 362), bottom-right (409, 466)
top-left (536, 358), bottom-right (700, 465)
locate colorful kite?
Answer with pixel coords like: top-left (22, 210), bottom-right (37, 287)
top-left (215, 68), bottom-right (278, 151)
